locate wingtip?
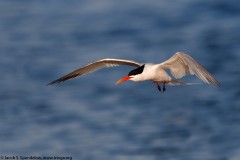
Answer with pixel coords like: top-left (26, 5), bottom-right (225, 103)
top-left (214, 82), bottom-right (221, 87)
top-left (46, 82), bottom-right (54, 86)
top-left (47, 80), bottom-right (61, 86)
top-left (210, 78), bottom-right (221, 87)
top-left (208, 79), bottom-right (221, 87)
top-left (47, 82), bottom-right (53, 86)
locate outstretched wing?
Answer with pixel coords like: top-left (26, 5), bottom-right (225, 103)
top-left (48, 58), bottom-right (141, 85)
top-left (159, 52), bottom-right (220, 87)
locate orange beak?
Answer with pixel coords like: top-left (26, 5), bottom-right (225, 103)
top-left (115, 76), bottom-right (131, 85)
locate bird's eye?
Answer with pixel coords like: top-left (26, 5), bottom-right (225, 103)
top-left (128, 64), bottom-right (145, 76)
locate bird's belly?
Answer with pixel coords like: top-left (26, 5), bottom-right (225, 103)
top-left (131, 64), bottom-right (172, 82)
top-left (151, 69), bottom-right (172, 82)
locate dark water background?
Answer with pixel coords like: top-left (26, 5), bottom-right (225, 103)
top-left (0, 0), bottom-right (240, 159)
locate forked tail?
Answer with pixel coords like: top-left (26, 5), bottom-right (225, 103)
top-left (167, 80), bottom-right (201, 85)
top-left (153, 80), bottom-right (201, 93)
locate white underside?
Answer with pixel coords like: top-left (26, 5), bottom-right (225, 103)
top-left (129, 63), bottom-right (172, 83)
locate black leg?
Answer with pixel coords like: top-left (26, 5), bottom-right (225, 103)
top-left (163, 82), bottom-right (166, 92)
top-left (153, 82), bottom-right (165, 93)
top-left (157, 84), bottom-right (162, 92)
top-left (153, 82), bottom-right (162, 92)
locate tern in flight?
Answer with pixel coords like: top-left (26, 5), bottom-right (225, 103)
top-left (48, 52), bottom-right (220, 92)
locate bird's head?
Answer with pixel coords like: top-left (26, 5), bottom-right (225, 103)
top-left (115, 64), bottom-right (145, 84)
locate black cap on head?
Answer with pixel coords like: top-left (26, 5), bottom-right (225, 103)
top-left (128, 64), bottom-right (145, 76)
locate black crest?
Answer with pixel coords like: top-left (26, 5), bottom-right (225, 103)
top-left (128, 64), bottom-right (145, 76)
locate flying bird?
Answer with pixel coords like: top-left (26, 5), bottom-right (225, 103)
top-left (48, 52), bottom-right (220, 92)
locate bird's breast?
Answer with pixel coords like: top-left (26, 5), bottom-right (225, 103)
top-left (143, 64), bottom-right (171, 82)
top-left (130, 64), bottom-right (172, 82)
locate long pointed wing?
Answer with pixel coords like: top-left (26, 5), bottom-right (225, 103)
top-left (48, 58), bottom-right (141, 85)
top-left (159, 52), bottom-right (220, 87)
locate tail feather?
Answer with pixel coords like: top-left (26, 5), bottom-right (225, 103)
top-left (167, 80), bottom-right (201, 86)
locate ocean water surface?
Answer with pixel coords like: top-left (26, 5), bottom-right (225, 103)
top-left (0, 0), bottom-right (240, 159)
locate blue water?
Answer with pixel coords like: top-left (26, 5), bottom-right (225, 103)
top-left (0, 0), bottom-right (240, 159)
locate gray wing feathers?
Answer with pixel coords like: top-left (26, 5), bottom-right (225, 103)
top-left (48, 58), bottom-right (141, 85)
top-left (160, 52), bottom-right (220, 87)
